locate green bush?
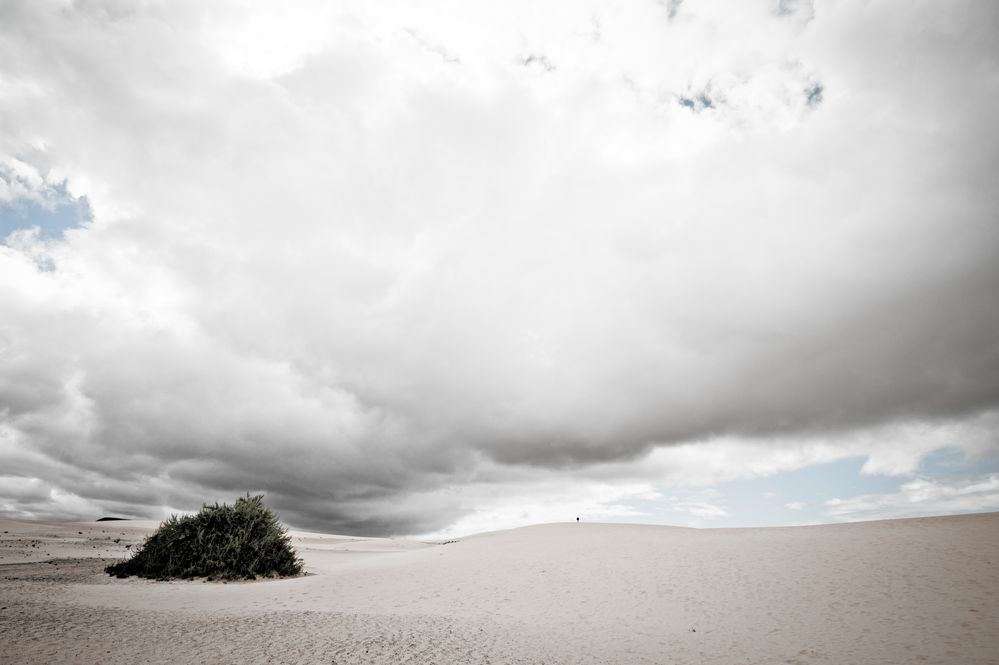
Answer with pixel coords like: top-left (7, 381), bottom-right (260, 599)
top-left (105, 494), bottom-right (303, 581)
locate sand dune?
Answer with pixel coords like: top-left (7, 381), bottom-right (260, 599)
top-left (1, 513), bottom-right (997, 664)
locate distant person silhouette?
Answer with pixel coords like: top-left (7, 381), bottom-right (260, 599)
top-left (576, 517), bottom-right (579, 522)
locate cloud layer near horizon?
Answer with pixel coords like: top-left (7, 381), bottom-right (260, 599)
top-left (1, 0), bottom-right (997, 534)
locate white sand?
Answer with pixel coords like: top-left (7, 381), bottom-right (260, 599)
top-left (1, 513), bottom-right (997, 664)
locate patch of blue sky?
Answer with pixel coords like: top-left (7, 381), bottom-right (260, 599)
top-left (631, 446), bottom-right (999, 529)
top-left (806, 83), bottom-right (823, 106)
top-left (918, 446), bottom-right (999, 478)
top-left (705, 457), bottom-right (901, 527)
top-left (678, 94), bottom-right (714, 111)
top-left (0, 187), bottom-right (91, 242)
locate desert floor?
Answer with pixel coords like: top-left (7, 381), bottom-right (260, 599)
top-left (1, 512), bottom-right (997, 664)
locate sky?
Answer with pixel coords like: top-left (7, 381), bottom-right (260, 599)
top-left (0, 0), bottom-right (997, 538)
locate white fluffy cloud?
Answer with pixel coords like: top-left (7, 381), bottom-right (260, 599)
top-left (0, 0), bottom-right (997, 533)
top-left (825, 475), bottom-right (999, 522)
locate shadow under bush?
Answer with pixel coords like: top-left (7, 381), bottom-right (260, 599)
top-left (105, 494), bottom-right (303, 581)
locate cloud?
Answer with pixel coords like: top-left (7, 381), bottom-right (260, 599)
top-left (416, 481), bottom-right (661, 539)
top-left (825, 475), bottom-right (999, 522)
top-left (0, 0), bottom-right (997, 533)
top-left (784, 501), bottom-right (807, 510)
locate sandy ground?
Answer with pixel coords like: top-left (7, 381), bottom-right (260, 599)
top-left (1, 513), bottom-right (997, 664)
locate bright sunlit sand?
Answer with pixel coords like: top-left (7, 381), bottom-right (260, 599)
top-left (2, 512), bottom-right (997, 664)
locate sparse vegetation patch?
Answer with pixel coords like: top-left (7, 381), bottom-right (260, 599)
top-left (105, 494), bottom-right (303, 581)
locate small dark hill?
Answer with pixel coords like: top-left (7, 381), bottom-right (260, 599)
top-left (96, 517), bottom-right (128, 521)
top-left (105, 494), bottom-right (303, 581)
